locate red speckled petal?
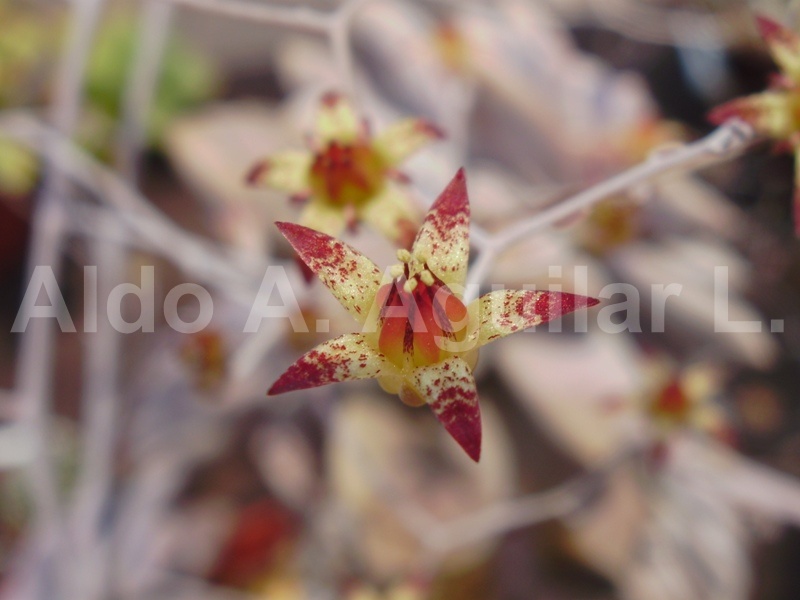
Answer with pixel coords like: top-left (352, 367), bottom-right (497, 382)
top-left (276, 222), bottom-right (383, 325)
top-left (410, 356), bottom-right (481, 462)
top-left (708, 91), bottom-right (797, 140)
top-left (268, 334), bottom-right (386, 395)
top-left (756, 15), bottom-right (800, 85)
top-left (373, 118), bottom-right (445, 166)
top-left (245, 151), bottom-right (312, 193)
top-left (412, 168), bottom-right (470, 288)
top-left (468, 291), bottom-right (600, 348)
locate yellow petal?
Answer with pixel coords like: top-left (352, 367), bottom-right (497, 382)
top-left (708, 91), bottom-right (799, 140)
top-left (411, 168), bottom-right (470, 289)
top-left (757, 15), bottom-right (800, 85)
top-left (300, 199), bottom-right (347, 239)
top-left (268, 334), bottom-right (386, 394)
top-left (316, 92), bottom-right (361, 143)
top-left (359, 184), bottom-right (420, 248)
top-left (373, 118), bottom-right (444, 166)
top-left (468, 291), bottom-right (600, 348)
top-left (245, 150), bottom-right (312, 193)
top-left (276, 222), bottom-right (383, 324)
top-left (409, 356), bottom-right (481, 462)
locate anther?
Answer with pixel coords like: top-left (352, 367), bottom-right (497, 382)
top-left (419, 270), bottom-right (435, 287)
top-left (403, 278), bottom-right (418, 293)
top-left (390, 264), bottom-right (405, 279)
top-left (396, 249), bottom-right (412, 263)
top-left (413, 248), bottom-right (429, 263)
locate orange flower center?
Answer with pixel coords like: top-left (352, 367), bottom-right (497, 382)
top-left (308, 141), bottom-right (386, 207)
top-left (376, 273), bottom-right (468, 371)
top-left (651, 381), bottom-right (691, 422)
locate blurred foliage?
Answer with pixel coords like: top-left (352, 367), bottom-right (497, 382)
top-left (82, 13), bottom-right (218, 158)
top-left (0, 5), bottom-right (218, 194)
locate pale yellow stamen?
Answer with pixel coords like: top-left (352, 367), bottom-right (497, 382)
top-left (390, 264), bottom-right (405, 279)
top-left (419, 269), bottom-right (434, 287)
top-left (413, 248), bottom-right (429, 263)
top-left (403, 278), bottom-right (418, 293)
top-left (396, 249), bottom-right (412, 263)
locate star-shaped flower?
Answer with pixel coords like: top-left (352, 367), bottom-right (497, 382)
top-left (709, 15), bottom-right (800, 234)
top-left (268, 169), bottom-right (600, 462)
top-left (246, 92), bottom-right (443, 248)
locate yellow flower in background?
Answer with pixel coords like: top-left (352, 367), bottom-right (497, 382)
top-left (246, 92), bottom-right (444, 248)
top-left (709, 15), bottom-right (800, 234)
top-left (645, 363), bottom-right (731, 444)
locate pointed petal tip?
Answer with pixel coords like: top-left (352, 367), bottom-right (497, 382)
top-left (755, 14), bottom-right (784, 41)
top-left (275, 220), bottom-right (316, 241)
top-left (275, 220), bottom-right (299, 239)
top-left (267, 375), bottom-right (308, 396)
top-left (417, 358), bottom-right (482, 462)
top-left (267, 374), bottom-right (293, 396)
top-left (275, 221), bottom-right (325, 275)
top-left (452, 416), bottom-right (482, 462)
top-left (277, 222), bottom-right (383, 322)
top-left (413, 168), bottom-right (471, 285)
top-left (541, 291), bottom-right (601, 315)
top-left (433, 401), bottom-right (481, 462)
top-left (585, 296), bottom-right (602, 309)
top-left (464, 437), bottom-right (481, 462)
top-left (267, 334), bottom-right (384, 396)
top-left (435, 168), bottom-right (469, 211)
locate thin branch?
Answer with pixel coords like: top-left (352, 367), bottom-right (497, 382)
top-left (329, 0), bottom-right (371, 100)
top-left (115, 0), bottom-right (175, 182)
top-left (0, 111), bottom-right (269, 307)
top-left (428, 476), bottom-right (589, 554)
top-left (228, 321), bottom-right (286, 384)
top-left (492, 120), bottom-right (756, 254)
top-left (164, 0), bottom-right (329, 33)
top-left (70, 5), bottom-right (176, 594)
top-left (13, 1), bottom-right (106, 597)
top-left (673, 437), bottom-right (800, 527)
top-left (71, 216), bottom-right (124, 600)
top-left (464, 122), bottom-right (755, 295)
top-left (350, 405), bottom-right (633, 559)
top-left (555, 0), bottom-right (744, 49)
top-left (469, 223), bottom-right (490, 250)
top-left (426, 450), bottom-right (631, 555)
